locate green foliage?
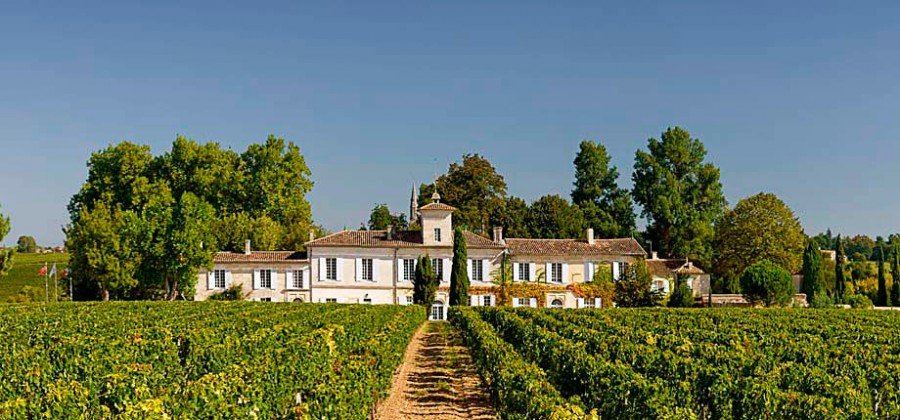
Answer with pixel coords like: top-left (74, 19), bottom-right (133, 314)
top-left (809, 293), bottom-right (835, 308)
top-left (667, 276), bottom-right (695, 308)
top-left (834, 235), bottom-right (847, 302)
top-left (6, 285), bottom-right (45, 303)
top-left (525, 194), bottom-right (585, 239)
top-left (845, 294), bottom-right (874, 309)
top-left (449, 308), bottom-right (587, 419)
top-left (0, 253), bottom-right (68, 302)
top-left (877, 244), bottom-right (888, 306)
top-left (739, 260), bottom-right (794, 307)
top-left (614, 259), bottom-right (662, 307)
top-left (892, 247), bottom-right (900, 307)
top-left (801, 240), bottom-right (825, 303)
top-left (488, 196), bottom-right (529, 238)
top-left (0, 205), bottom-right (12, 277)
top-left (0, 302), bottom-right (424, 417)
top-left (571, 140), bottom-right (635, 238)
top-left (413, 255), bottom-right (438, 305)
top-left (207, 284), bottom-right (246, 301)
top-left (632, 127), bottom-right (726, 267)
top-left (449, 228), bottom-right (469, 306)
top-left (714, 193), bottom-right (805, 280)
top-left (419, 153), bottom-right (507, 233)
top-left (809, 229), bottom-right (836, 250)
top-left (845, 235), bottom-right (876, 261)
top-left (15, 236), bottom-right (37, 253)
top-left (366, 203), bottom-right (407, 231)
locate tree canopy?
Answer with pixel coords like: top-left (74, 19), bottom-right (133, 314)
top-left (740, 260), bottom-right (794, 307)
top-left (713, 193), bottom-right (805, 281)
top-left (419, 154), bottom-right (507, 234)
top-left (367, 204), bottom-right (408, 231)
top-left (800, 240), bottom-right (825, 303)
top-left (16, 236), bottom-right (37, 254)
top-left (525, 195), bottom-right (585, 239)
top-left (572, 140), bottom-right (635, 238)
top-left (0, 205), bottom-right (12, 276)
top-left (632, 127), bottom-right (726, 267)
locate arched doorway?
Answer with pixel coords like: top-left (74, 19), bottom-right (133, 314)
top-left (292, 298), bottom-right (304, 303)
top-left (550, 298), bottom-right (563, 309)
top-left (429, 300), bottom-right (446, 321)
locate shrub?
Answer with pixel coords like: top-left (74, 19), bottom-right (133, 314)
top-left (207, 284), bottom-right (245, 301)
top-left (667, 277), bottom-right (695, 308)
top-left (809, 293), bottom-right (835, 308)
top-left (740, 260), bottom-right (794, 307)
top-left (846, 294), bottom-right (873, 309)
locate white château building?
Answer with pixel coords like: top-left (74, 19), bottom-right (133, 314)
top-left (196, 190), bottom-right (653, 320)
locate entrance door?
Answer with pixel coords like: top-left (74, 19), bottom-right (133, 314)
top-left (430, 301), bottom-right (445, 321)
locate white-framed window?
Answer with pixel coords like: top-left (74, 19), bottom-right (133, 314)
top-left (482, 295), bottom-right (492, 307)
top-left (291, 270), bottom-right (304, 289)
top-left (472, 259), bottom-right (484, 281)
top-left (361, 258), bottom-right (374, 281)
top-left (259, 297), bottom-right (272, 302)
top-left (325, 258), bottom-right (337, 280)
top-left (550, 298), bottom-right (564, 308)
top-left (584, 298), bottom-right (596, 308)
top-left (259, 269), bottom-right (272, 289)
top-left (434, 228), bottom-right (442, 242)
top-left (325, 298), bottom-right (337, 303)
top-left (612, 261), bottom-right (626, 281)
top-left (432, 258), bottom-right (443, 280)
top-left (516, 298), bottom-right (530, 307)
top-left (406, 295), bottom-right (414, 305)
top-left (518, 263), bottom-right (531, 281)
top-left (213, 269), bottom-right (226, 289)
top-left (550, 263), bottom-right (563, 283)
top-left (403, 259), bottom-right (415, 281)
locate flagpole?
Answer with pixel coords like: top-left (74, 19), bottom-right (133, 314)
top-left (54, 271), bottom-right (58, 303)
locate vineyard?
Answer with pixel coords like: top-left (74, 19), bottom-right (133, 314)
top-left (451, 307), bottom-right (900, 419)
top-left (0, 301), bottom-right (425, 418)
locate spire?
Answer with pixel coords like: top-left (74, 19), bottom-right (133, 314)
top-left (431, 184), bottom-right (441, 203)
top-left (409, 184), bottom-right (418, 223)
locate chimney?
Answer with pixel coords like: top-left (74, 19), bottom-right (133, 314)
top-left (244, 239), bottom-right (252, 255)
top-left (386, 225), bottom-right (393, 241)
top-left (493, 226), bottom-right (505, 245)
top-left (309, 229), bottom-right (315, 243)
top-left (586, 228), bottom-right (595, 245)
top-left (651, 251), bottom-right (658, 260)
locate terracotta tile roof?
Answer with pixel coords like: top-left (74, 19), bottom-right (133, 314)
top-left (305, 229), bottom-right (504, 249)
top-left (213, 251), bottom-right (307, 263)
top-left (505, 237), bottom-right (645, 256)
top-left (647, 259), bottom-right (706, 277)
top-left (418, 202), bottom-right (457, 212)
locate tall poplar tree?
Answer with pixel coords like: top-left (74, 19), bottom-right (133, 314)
top-left (413, 255), bottom-right (437, 305)
top-left (834, 235), bottom-right (846, 302)
top-left (449, 228), bottom-right (470, 306)
top-left (632, 127), bottom-right (726, 267)
top-left (877, 243), bottom-right (888, 306)
top-left (571, 140), bottom-right (635, 238)
top-left (891, 246), bottom-right (900, 306)
top-left (800, 240), bottom-right (824, 303)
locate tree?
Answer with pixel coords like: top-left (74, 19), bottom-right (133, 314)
top-left (525, 195), bottom-right (585, 239)
top-left (810, 229), bottom-right (835, 250)
top-left (488, 196), bottom-right (529, 238)
top-left (16, 236), bottom-right (37, 253)
top-left (835, 235), bottom-right (847, 302)
top-left (667, 275), bottom-right (695, 308)
top-left (845, 235), bottom-right (875, 261)
top-left (413, 255), bottom-right (438, 306)
top-left (892, 246), bottom-right (900, 306)
top-left (877, 243), bottom-right (888, 306)
top-left (367, 204), bottom-right (408, 231)
top-left (571, 140), bottom-right (636, 238)
top-left (740, 260), bottom-right (794, 307)
top-left (0, 205), bottom-right (12, 277)
top-left (632, 127), bottom-right (726, 267)
top-left (64, 202), bottom-right (141, 301)
top-left (419, 154), bottom-right (507, 233)
top-left (614, 259), bottom-right (662, 307)
top-left (800, 241), bottom-right (825, 303)
top-left (449, 228), bottom-right (470, 306)
top-left (713, 193), bottom-right (805, 281)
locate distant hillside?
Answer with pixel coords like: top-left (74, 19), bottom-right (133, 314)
top-left (0, 253), bottom-right (69, 302)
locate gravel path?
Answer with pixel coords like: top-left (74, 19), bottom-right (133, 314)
top-left (374, 321), bottom-right (497, 419)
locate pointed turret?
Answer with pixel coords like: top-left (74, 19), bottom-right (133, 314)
top-left (409, 184), bottom-right (419, 225)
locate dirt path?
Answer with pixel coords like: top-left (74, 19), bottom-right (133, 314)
top-left (374, 321), bottom-right (497, 420)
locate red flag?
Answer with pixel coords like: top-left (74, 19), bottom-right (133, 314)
top-left (37, 264), bottom-right (47, 276)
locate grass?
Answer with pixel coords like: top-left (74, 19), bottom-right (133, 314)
top-left (0, 253), bottom-right (69, 302)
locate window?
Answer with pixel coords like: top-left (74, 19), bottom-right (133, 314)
top-left (518, 263), bottom-right (531, 281)
top-left (550, 263), bottom-right (563, 283)
top-left (325, 258), bottom-right (337, 280)
top-left (406, 295), bottom-right (414, 305)
top-left (482, 295), bottom-right (492, 307)
top-left (325, 298), bottom-right (337, 303)
top-left (550, 298), bottom-right (564, 309)
top-left (516, 298), bottom-right (531, 307)
top-left (213, 269), bottom-right (226, 289)
top-left (584, 298), bottom-right (596, 308)
top-left (291, 270), bottom-right (304, 289)
top-left (403, 259), bottom-right (415, 281)
top-left (259, 297), bottom-right (272, 302)
top-left (259, 269), bottom-right (272, 289)
top-left (362, 296), bottom-right (372, 304)
top-left (434, 228), bottom-right (442, 242)
top-left (432, 258), bottom-right (444, 281)
top-left (361, 258), bottom-right (373, 281)
top-left (472, 259), bottom-right (484, 282)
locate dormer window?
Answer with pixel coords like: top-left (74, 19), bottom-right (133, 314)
top-left (434, 228), bottom-right (441, 242)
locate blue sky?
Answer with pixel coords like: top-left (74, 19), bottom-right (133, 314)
top-left (2, 1), bottom-right (900, 246)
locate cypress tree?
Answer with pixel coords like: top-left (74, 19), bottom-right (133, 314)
top-left (449, 228), bottom-right (470, 306)
top-left (414, 254), bottom-right (437, 305)
top-left (892, 246), bottom-right (900, 306)
top-left (800, 240), bottom-right (824, 303)
top-left (877, 245), bottom-right (888, 306)
top-left (834, 235), bottom-right (846, 302)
